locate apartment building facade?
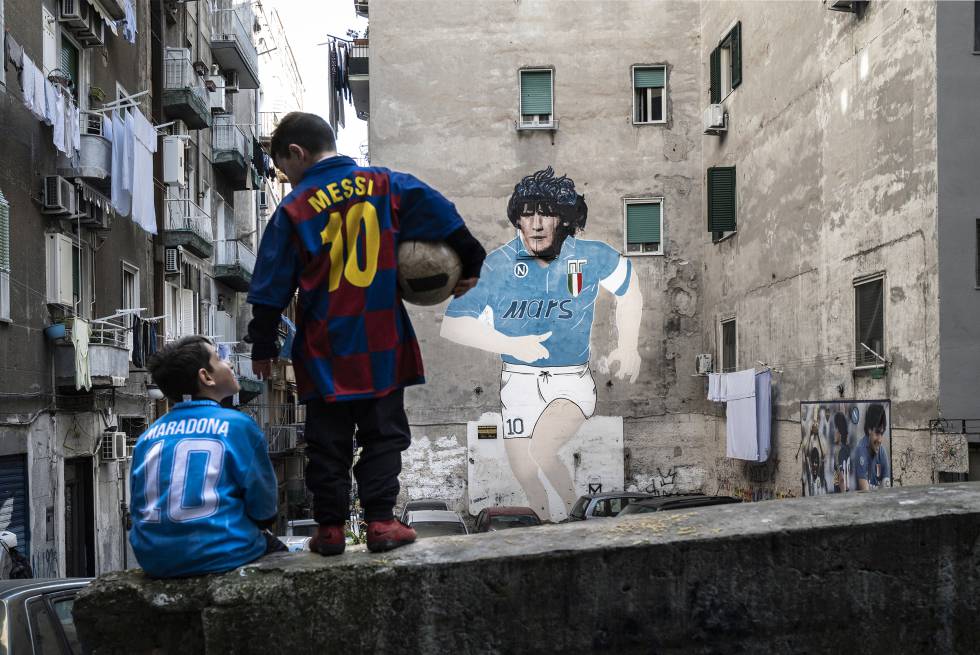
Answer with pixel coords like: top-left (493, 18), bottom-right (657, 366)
top-left (357, 0), bottom-right (977, 513)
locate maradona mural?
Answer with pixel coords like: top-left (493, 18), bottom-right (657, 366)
top-left (441, 168), bottom-right (643, 521)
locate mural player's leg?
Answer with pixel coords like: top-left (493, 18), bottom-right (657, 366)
top-left (528, 399), bottom-right (587, 511)
top-left (504, 437), bottom-right (551, 518)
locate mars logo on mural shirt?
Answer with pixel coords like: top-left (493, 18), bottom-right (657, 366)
top-left (567, 259), bottom-right (586, 297)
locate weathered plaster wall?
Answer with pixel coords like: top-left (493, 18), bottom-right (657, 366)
top-left (935, 2), bottom-right (980, 420)
top-left (699, 2), bottom-right (939, 494)
top-left (372, 0), bottom-right (710, 506)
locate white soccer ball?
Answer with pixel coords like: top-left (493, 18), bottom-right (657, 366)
top-left (397, 241), bottom-right (462, 306)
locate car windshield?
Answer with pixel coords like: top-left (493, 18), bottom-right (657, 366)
top-left (412, 521), bottom-right (466, 538)
top-left (489, 514), bottom-right (539, 529)
top-left (568, 497), bottom-right (589, 520)
top-left (617, 503), bottom-right (656, 516)
top-left (290, 524), bottom-right (317, 537)
top-left (407, 501), bottom-right (448, 512)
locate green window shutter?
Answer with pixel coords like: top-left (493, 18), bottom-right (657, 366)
top-left (730, 22), bottom-right (742, 90)
top-left (60, 37), bottom-right (79, 88)
top-left (0, 190), bottom-right (9, 273)
top-left (520, 70), bottom-right (552, 115)
top-left (707, 167), bottom-right (737, 232)
top-left (856, 279), bottom-right (884, 365)
top-left (626, 202), bottom-right (661, 246)
top-left (633, 67), bottom-right (665, 89)
top-left (709, 47), bottom-right (721, 103)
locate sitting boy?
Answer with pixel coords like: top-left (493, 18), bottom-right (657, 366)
top-left (130, 336), bottom-right (285, 578)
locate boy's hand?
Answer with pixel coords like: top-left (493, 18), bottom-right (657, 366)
top-left (452, 277), bottom-right (479, 298)
top-left (253, 359), bottom-right (275, 380)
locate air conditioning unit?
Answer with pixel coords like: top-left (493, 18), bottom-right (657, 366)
top-left (78, 14), bottom-right (106, 48)
top-left (100, 431), bottom-right (127, 461)
top-left (162, 136), bottom-right (185, 186)
top-left (42, 176), bottom-right (78, 216)
top-left (695, 353), bottom-right (714, 376)
top-left (224, 70), bottom-right (240, 94)
top-left (58, 0), bottom-right (89, 30)
top-left (164, 246), bottom-right (182, 274)
top-left (258, 189), bottom-right (268, 210)
top-left (703, 104), bottom-right (727, 134)
top-left (208, 76), bottom-right (226, 112)
top-left (46, 233), bottom-right (75, 306)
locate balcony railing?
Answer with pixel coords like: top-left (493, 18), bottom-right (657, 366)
top-left (210, 4), bottom-right (260, 89)
top-left (236, 403), bottom-right (307, 453)
top-left (163, 48), bottom-right (211, 129)
top-left (212, 114), bottom-right (250, 187)
top-left (165, 198), bottom-right (214, 259)
top-left (216, 239), bottom-right (255, 273)
top-left (258, 111), bottom-right (287, 142)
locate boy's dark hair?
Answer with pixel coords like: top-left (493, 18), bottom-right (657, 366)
top-left (506, 167), bottom-right (588, 232)
top-left (147, 336), bottom-right (214, 404)
top-left (270, 111), bottom-right (337, 161)
top-left (863, 403), bottom-right (887, 436)
top-left (833, 412), bottom-right (849, 442)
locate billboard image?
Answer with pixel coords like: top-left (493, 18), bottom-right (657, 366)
top-left (799, 400), bottom-right (891, 496)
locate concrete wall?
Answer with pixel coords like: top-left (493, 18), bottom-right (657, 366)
top-left (370, 0), bottom-right (710, 509)
top-left (74, 483), bottom-right (980, 654)
top-left (936, 2), bottom-right (980, 420)
top-left (699, 1), bottom-right (940, 495)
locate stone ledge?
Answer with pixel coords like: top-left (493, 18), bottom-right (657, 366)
top-left (76, 483), bottom-right (980, 654)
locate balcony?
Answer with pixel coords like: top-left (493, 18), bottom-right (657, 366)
top-left (214, 239), bottom-right (255, 291)
top-left (349, 41), bottom-right (369, 120)
top-left (354, 0), bottom-right (368, 18)
top-left (162, 48), bottom-right (211, 130)
top-left (164, 198), bottom-right (214, 259)
top-left (210, 4), bottom-right (260, 90)
top-left (58, 113), bottom-right (111, 184)
top-left (258, 111), bottom-right (286, 146)
top-left (51, 318), bottom-right (129, 389)
top-left (237, 403), bottom-right (307, 455)
top-left (212, 114), bottom-right (250, 188)
top-left (228, 353), bottom-right (264, 403)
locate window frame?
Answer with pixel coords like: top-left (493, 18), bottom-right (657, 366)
top-left (721, 316), bottom-right (737, 373)
top-left (517, 67), bottom-right (555, 129)
top-left (853, 273), bottom-right (886, 370)
top-left (121, 261), bottom-right (140, 357)
top-left (0, 187), bottom-right (9, 323)
top-left (975, 218), bottom-right (980, 289)
top-left (623, 197), bottom-right (664, 256)
top-left (707, 166), bottom-right (737, 241)
top-left (58, 28), bottom-right (89, 108)
top-left (631, 64), bottom-right (667, 125)
top-left (710, 21), bottom-right (742, 103)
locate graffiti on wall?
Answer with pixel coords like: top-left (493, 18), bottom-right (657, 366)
top-left (799, 400), bottom-right (892, 496)
top-left (934, 433), bottom-right (968, 475)
top-left (443, 168), bottom-right (643, 521)
top-left (631, 466), bottom-right (707, 497)
top-left (714, 457), bottom-right (796, 502)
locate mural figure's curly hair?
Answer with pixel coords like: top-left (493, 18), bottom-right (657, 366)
top-left (506, 167), bottom-right (588, 233)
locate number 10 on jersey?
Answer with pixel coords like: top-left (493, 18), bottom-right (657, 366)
top-left (320, 201), bottom-right (381, 291)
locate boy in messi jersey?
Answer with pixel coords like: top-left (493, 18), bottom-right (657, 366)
top-left (130, 336), bottom-right (284, 578)
top-left (442, 168), bottom-right (642, 521)
top-left (247, 112), bottom-right (485, 555)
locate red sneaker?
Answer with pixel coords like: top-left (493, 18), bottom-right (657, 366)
top-left (366, 519), bottom-right (416, 553)
top-left (309, 524), bottom-right (345, 556)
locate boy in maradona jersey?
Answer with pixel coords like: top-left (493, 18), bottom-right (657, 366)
top-left (130, 336), bottom-right (283, 578)
top-left (442, 168), bottom-right (642, 520)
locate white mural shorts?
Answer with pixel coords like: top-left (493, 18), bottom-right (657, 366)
top-left (499, 362), bottom-right (597, 439)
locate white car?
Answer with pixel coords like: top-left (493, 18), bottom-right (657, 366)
top-left (405, 510), bottom-right (468, 539)
top-left (279, 518), bottom-right (317, 552)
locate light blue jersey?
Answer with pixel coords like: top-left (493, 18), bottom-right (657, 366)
top-left (446, 236), bottom-right (631, 366)
top-left (129, 400), bottom-right (278, 578)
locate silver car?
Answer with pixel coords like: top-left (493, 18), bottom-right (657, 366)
top-left (405, 510), bottom-right (468, 538)
top-left (0, 578), bottom-right (92, 654)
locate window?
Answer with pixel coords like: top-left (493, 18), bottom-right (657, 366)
top-left (49, 592), bottom-right (84, 654)
top-left (854, 275), bottom-right (884, 367)
top-left (45, 233), bottom-right (91, 316)
top-left (121, 262), bottom-right (139, 357)
top-left (42, 6), bottom-right (57, 75)
top-left (624, 199), bottom-right (663, 254)
top-left (975, 1), bottom-right (980, 52)
top-left (710, 22), bottom-right (741, 103)
top-left (519, 69), bottom-right (554, 127)
top-left (27, 598), bottom-right (64, 654)
top-left (0, 188), bottom-right (9, 322)
top-left (722, 318), bottom-right (737, 372)
top-left (60, 35), bottom-right (80, 89)
top-left (976, 219), bottom-right (980, 287)
top-left (0, 0), bottom-right (5, 87)
top-left (707, 166), bottom-right (737, 239)
top-left (164, 282), bottom-right (180, 341)
top-left (633, 66), bottom-right (666, 124)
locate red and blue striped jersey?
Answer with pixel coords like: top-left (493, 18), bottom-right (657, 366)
top-left (247, 156), bottom-right (464, 402)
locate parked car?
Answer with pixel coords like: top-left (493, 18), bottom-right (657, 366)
top-left (566, 492), bottom-right (654, 521)
top-left (474, 506), bottom-right (542, 532)
top-left (616, 494), bottom-right (742, 516)
top-left (0, 578), bottom-right (91, 653)
top-left (399, 499), bottom-right (451, 523)
top-left (405, 510), bottom-right (469, 538)
top-left (279, 518), bottom-right (318, 552)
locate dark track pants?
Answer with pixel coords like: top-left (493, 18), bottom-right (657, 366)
top-left (304, 389), bottom-right (412, 525)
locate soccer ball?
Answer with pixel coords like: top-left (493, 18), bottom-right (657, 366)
top-left (397, 241), bottom-right (462, 306)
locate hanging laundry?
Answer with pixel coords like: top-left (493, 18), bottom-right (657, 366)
top-left (102, 114), bottom-right (113, 142)
top-left (32, 62), bottom-right (46, 121)
top-left (123, 0), bottom-right (137, 44)
top-left (4, 32), bottom-right (24, 84)
top-left (71, 318), bottom-right (92, 391)
top-left (279, 315), bottom-right (296, 360)
top-left (42, 79), bottom-right (56, 126)
top-left (720, 368), bottom-right (758, 461)
top-left (756, 369), bottom-right (772, 462)
top-left (130, 109), bottom-right (157, 234)
top-left (110, 111), bottom-right (131, 216)
top-left (20, 56), bottom-right (37, 115)
top-left (68, 100), bottom-right (81, 156)
top-left (132, 314), bottom-right (144, 368)
top-left (147, 321), bottom-right (158, 355)
top-left (51, 87), bottom-right (66, 153)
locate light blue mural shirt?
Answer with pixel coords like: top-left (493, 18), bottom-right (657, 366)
top-left (445, 236), bottom-right (631, 366)
top-left (853, 434), bottom-right (890, 487)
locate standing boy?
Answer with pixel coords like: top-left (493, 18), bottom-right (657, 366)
top-left (130, 336), bottom-right (283, 578)
top-left (247, 112), bottom-right (485, 555)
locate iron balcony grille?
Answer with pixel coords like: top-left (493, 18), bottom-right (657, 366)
top-left (211, 5), bottom-right (259, 75)
top-left (164, 48), bottom-right (208, 107)
top-left (215, 239), bottom-right (256, 275)
top-left (166, 198), bottom-right (213, 243)
top-left (212, 114), bottom-right (249, 159)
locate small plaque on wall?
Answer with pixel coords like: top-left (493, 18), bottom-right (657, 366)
top-left (477, 425), bottom-right (497, 439)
